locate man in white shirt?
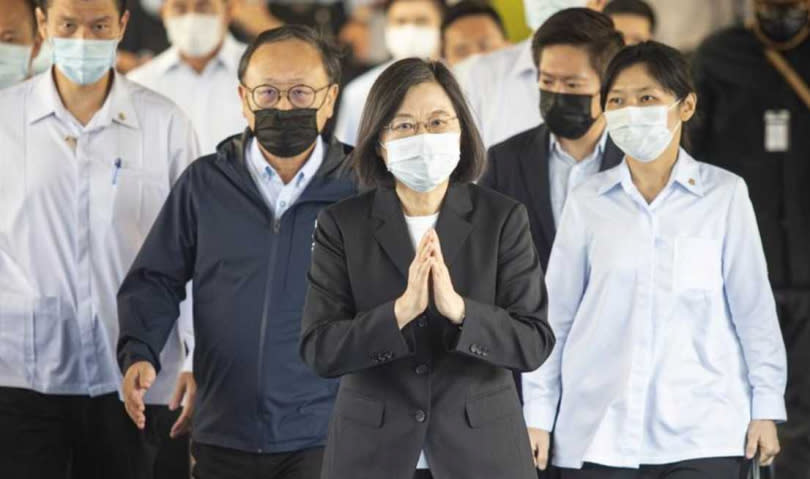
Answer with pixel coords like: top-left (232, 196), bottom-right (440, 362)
top-left (0, 0), bottom-right (42, 88)
top-left (454, 0), bottom-right (607, 148)
top-left (0, 0), bottom-right (198, 477)
top-left (333, 0), bottom-right (445, 147)
top-left (128, 0), bottom-right (247, 154)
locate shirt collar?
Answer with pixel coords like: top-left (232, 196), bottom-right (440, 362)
top-left (549, 129), bottom-right (609, 164)
top-left (248, 136), bottom-right (325, 187)
top-left (28, 68), bottom-right (140, 130)
top-left (510, 39), bottom-right (537, 78)
top-left (597, 148), bottom-right (704, 197)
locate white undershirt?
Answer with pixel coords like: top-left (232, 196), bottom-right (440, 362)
top-left (404, 212), bottom-right (439, 470)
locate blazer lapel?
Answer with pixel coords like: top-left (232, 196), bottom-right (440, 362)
top-left (601, 136), bottom-right (625, 171)
top-left (519, 127), bottom-right (556, 243)
top-left (372, 188), bottom-right (414, 279)
top-left (435, 184), bottom-right (473, 268)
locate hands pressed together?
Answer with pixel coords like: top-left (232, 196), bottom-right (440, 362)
top-left (394, 229), bottom-right (465, 329)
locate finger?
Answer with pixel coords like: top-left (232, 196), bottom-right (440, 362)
top-left (537, 451), bottom-right (548, 471)
top-left (432, 231), bottom-right (445, 262)
top-left (170, 408), bottom-right (191, 438)
top-left (745, 432), bottom-right (758, 459)
top-left (168, 378), bottom-right (187, 411)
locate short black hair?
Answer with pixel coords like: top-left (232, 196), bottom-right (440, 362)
top-left (352, 58), bottom-right (485, 188)
top-left (36, 0), bottom-right (127, 16)
top-left (238, 25), bottom-right (343, 85)
top-left (384, 0), bottom-right (447, 15)
top-left (604, 0), bottom-right (657, 33)
top-left (601, 41), bottom-right (695, 145)
top-left (441, 1), bottom-right (506, 38)
top-left (532, 8), bottom-right (625, 82)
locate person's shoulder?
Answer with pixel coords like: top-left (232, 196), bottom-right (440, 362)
top-left (691, 154), bottom-right (745, 195)
top-left (121, 75), bottom-right (190, 122)
top-left (0, 74), bottom-right (40, 130)
top-left (467, 182), bottom-right (525, 218)
top-left (343, 61), bottom-right (392, 97)
top-left (127, 49), bottom-right (178, 84)
top-left (456, 41), bottom-right (526, 84)
top-left (695, 25), bottom-right (759, 64)
top-left (489, 125), bottom-right (544, 158)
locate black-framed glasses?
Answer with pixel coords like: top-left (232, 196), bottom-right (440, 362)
top-left (382, 116), bottom-right (459, 139)
top-left (243, 83), bottom-right (332, 109)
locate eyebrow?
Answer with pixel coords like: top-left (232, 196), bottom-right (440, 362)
top-left (392, 109), bottom-right (454, 118)
top-left (608, 86), bottom-right (661, 94)
top-left (538, 71), bottom-right (590, 81)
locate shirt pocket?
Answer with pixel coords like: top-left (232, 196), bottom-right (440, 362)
top-left (673, 237), bottom-right (723, 293)
top-left (94, 168), bottom-right (167, 232)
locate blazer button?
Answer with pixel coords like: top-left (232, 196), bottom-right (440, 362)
top-left (469, 344), bottom-right (479, 355)
top-left (415, 364), bottom-right (429, 375)
top-left (415, 410), bottom-right (426, 423)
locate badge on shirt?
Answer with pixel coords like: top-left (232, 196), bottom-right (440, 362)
top-left (764, 109), bottom-right (790, 152)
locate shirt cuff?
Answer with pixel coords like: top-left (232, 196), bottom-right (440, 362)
top-left (751, 392), bottom-right (787, 422)
top-left (523, 402), bottom-right (557, 431)
top-left (181, 346), bottom-right (194, 373)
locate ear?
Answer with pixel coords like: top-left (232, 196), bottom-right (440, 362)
top-left (322, 83), bottom-right (340, 120)
top-left (588, 0), bottom-right (608, 12)
top-left (238, 84), bottom-right (252, 120)
top-left (119, 10), bottom-right (131, 39)
top-left (36, 7), bottom-right (48, 41)
top-left (30, 33), bottom-right (43, 69)
top-left (679, 92), bottom-right (697, 123)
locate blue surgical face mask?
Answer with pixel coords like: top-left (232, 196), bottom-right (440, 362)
top-left (50, 37), bottom-right (118, 85)
top-left (0, 42), bottom-right (33, 88)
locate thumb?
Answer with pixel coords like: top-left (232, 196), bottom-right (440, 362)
top-left (746, 431), bottom-right (759, 459)
top-left (168, 377), bottom-right (187, 411)
top-left (138, 364), bottom-right (156, 390)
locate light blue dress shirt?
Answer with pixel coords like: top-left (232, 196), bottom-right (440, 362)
top-left (548, 131), bottom-right (607, 226)
top-left (245, 137), bottom-right (324, 220)
top-left (523, 150), bottom-right (787, 469)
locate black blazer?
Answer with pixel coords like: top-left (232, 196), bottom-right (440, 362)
top-left (480, 125), bottom-right (624, 271)
top-left (300, 183), bottom-right (555, 479)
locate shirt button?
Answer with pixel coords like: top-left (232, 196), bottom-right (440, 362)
top-left (415, 410), bottom-right (426, 423)
top-left (417, 316), bottom-right (427, 328)
top-left (415, 364), bottom-right (429, 375)
top-left (280, 201), bottom-right (287, 207)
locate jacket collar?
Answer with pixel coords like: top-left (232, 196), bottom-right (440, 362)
top-left (372, 183), bottom-right (474, 279)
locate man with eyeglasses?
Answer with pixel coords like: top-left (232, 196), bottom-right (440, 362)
top-left (117, 25), bottom-right (357, 479)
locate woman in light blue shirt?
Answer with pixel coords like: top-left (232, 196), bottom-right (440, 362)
top-left (522, 41), bottom-right (788, 478)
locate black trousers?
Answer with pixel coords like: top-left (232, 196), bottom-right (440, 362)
top-left (558, 457), bottom-right (746, 479)
top-left (0, 386), bottom-right (190, 479)
top-left (191, 442), bottom-right (324, 479)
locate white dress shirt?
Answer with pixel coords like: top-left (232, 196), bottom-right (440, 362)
top-left (548, 131), bottom-right (607, 226)
top-left (245, 137), bottom-right (324, 219)
top-left (403, 213), bottom-right (440, 471)
top-left (333, 61), bottom-right (394, 147)
top-left (454, 40), bottom-right (541, 148)
top-left (128, 34), bottom-right (247, 155)
top-left (0, 70), bottom-right (199, 404)
top-left (523, 150), bottom-right (787, 468)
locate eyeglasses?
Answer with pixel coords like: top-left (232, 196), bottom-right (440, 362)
top-left (382, 116), bottom-right (459, 139)
top-left (243, 83), bottom-right (332, 109)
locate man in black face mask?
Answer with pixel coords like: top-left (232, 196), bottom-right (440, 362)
top-left (479, 9), bottom-right (624, 475)
top-left (691, 3), bottom-right (810, 477)
top-left (117, 25), bottom-right (357, 479)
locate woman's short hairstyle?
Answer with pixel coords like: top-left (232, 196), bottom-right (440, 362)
top-left (351, 58), bottom-right (485, 188)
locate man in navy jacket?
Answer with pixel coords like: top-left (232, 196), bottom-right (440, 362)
top-left (117, 25), bottom-right (356, 479)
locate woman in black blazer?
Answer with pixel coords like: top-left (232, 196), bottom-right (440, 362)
top-left (300, 58), bottom-right (555, 479)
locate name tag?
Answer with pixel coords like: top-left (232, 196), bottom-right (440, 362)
top-left (764, 110), bottom-right (790, 152)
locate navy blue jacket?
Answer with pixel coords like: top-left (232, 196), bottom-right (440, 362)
top-left (117, 131), bottom-right (357, 453)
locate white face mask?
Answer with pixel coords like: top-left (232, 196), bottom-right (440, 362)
top-left (605, 101), bottom-right (682, 163)
top-left (384, 132), bottom-right (461, 193)
top-left (522, 0), bottom-right (589, 31)
top-left (165, 13), bottom-right (224, 58)
top-left (384, 24), bottom-right (440, 60)
top-left (0, 42), bottom-right (33, 88)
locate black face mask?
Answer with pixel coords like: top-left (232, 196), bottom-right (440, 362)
top-left (756, 5), bottom-right (809, 43)
top-left (253, 108), bottom-right (320, 158)
top-left (539, 90), bottom-right (596, 140)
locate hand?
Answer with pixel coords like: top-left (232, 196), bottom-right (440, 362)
top-left (123, 361), bottom-right (156, 430)
top-left (429, 230), bottom-right (465, 324)
top-left (528, 428), bottom-right (551, 470)
top-left (394, 230), bottom-right (432, 329)
top-left (746, 420), bottom-right (781, 466)
top-left (168, 372), bottom-right (196, 438)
